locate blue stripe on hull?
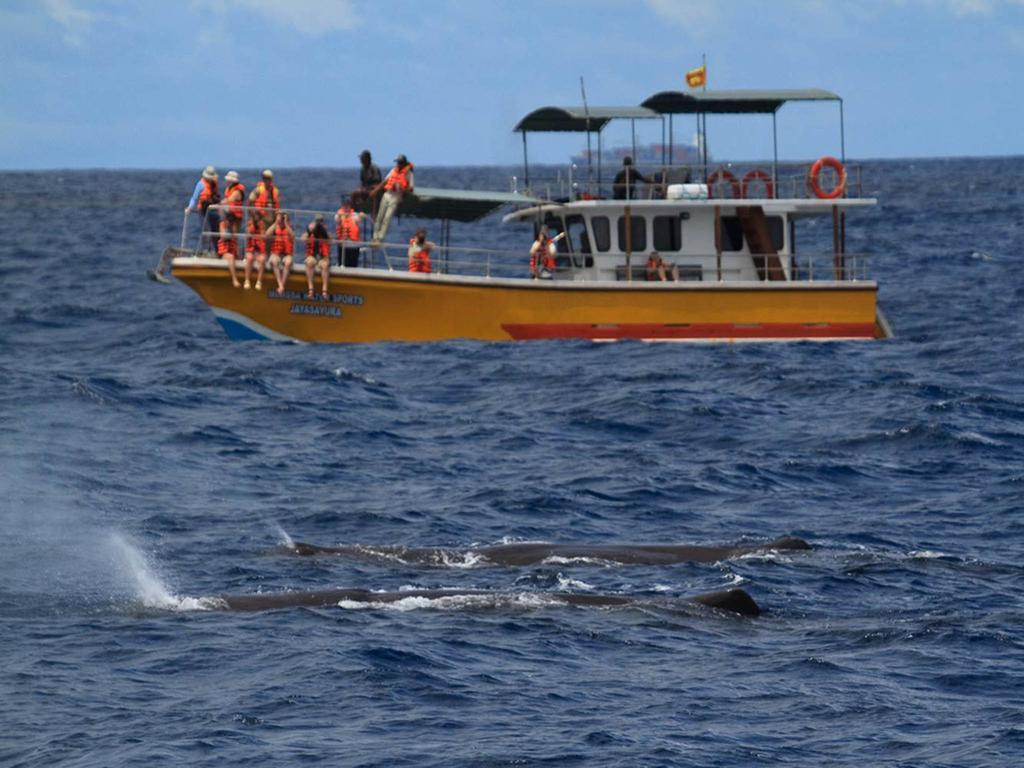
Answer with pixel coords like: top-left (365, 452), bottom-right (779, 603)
top-left (216, 315), bottom-right (270, 340)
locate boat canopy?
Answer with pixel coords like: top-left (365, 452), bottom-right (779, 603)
top-left (640, 88), bottom-right (840, 114)
top-left (514, 106), bottom-right (660, 133)
top-left (399, 187), bottom-right (543, 223)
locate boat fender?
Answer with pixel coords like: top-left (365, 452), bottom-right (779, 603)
top-left (706, 167), bottom-right (741, 199)
top-left (807, 156), bottom-right (847, 200)
top-left (741, 168), bottom-right (774, 200)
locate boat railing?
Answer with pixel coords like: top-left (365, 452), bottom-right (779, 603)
top-left (178, 205), bottom-right (872, 283)
top-left (522, 160), bottom-right (864, 203)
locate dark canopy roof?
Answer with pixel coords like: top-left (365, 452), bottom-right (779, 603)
top-left (514, 106), bottom-right (660, 133)
top-left (641, 89), bottom-right (841, 115)
top-left (397, 187), bottom-right (543, 222)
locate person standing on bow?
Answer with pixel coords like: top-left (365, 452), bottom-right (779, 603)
top-left (302, 214), bottom-right (331, 299)
top-left (217, 170), bottom-right (246, 288)
top-left (407, 228), bottom-right (435, 273)
top-left (266, 211), bottom-right (294, 294)
top-left (351, 149), bottom-right (382, 210)
top-left (529, 228), bottom-right (560, 279)
top-left (185, 165), bottom-right (220, 251)
top-left (335, 196), bottom-right (368, 267)
top-left (371, 154), bottom-right (414, 245)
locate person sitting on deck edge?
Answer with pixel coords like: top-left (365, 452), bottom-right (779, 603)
top-left (266, 211), bottom-right (294, 294)
top-left (407, 228), bottom-right (435, 273)
top-left (351, 149), bottom-right (382, 209)
top-left (371, 154), bottom-right (414, 245)
top-left (302, 214), bottom-right (332, 299)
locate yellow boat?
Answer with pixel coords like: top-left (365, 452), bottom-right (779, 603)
top-left (160, 88), bottom-right (891, 343)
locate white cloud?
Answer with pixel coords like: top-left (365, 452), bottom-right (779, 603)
top-left (42, 0), bottom-right (97, 46)
top-left (644, 0), bottom-right (721, 33)
top-left (222, 0), bottom-right (360, 36)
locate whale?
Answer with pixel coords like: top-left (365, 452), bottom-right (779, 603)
top-left (215, 586), bottom-right (761, 617)
top-left (279, 536), bottom-right (811, 567)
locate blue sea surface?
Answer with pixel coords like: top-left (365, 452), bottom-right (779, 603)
top-left (1, 159), bottom-right (1024, 766)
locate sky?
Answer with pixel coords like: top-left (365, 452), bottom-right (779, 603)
top-left (2, 0), bottom-right (1023, 169)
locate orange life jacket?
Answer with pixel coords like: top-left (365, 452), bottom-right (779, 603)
top-left (384, 163), bottom-right (413, 193)
top-left (336, 207), bottom-right (361, 240)
top-left (270, 224), bottom-right (293, 255)
top-left (408, 239), bottom-right (431, 273)
top-left (530, 239), bottom-right (556, 273)
top-left (306, 228), bottom-right (329, 259)
top-left (245, 217), bottom-right (266, 254)
top-left (198, 178), bottom-right (218, 211)
top-left (646, 256), bottom-right (661, 280)
top-left (253, 181), bottom-right (280, 210)
top-left (225, 183), bottom-right (246, 219)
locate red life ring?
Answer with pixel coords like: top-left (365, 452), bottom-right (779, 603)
top-left (706, 167), bottom-right (741, 199)
top-left (741, 169), bottom-right (774, 199)
top-left (807, 156), bottom-right (847, 199)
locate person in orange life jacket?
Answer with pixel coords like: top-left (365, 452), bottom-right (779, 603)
top-left (407, 228), bottom-right (436, 273)
top-left (529, 227), bottom-right (562, 279)
top-left (265, 211), bottom-right (295, 294)
top-left (243, 215), bottom-right (268, 290)
top-left (335, 196), bottom-right (368, 267)
top-left (217, 170), bottom-right (246, 287)
top-left (249, 169), bottom-right (280, 227)
top-left (646, 251), bottom-right (680, 282)
top-left (186, 166), bottom-right (220, 251)
top-left (302, 214), bottom-right (332, 299)
top-left (371, 154), bottom-right (414, 244)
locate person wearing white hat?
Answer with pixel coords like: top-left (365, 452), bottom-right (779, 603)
top-left (217, 170), bottom-right (246, 288)
top-left (185, 166), bottom-right (220, 252)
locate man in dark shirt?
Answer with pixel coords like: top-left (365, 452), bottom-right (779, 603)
top-left (612, 156), bottom-right (654, 200)
top-left (351, 149), bottom-right (382, 209)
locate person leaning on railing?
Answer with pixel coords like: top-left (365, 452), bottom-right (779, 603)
top-left (529, 228), bottom-right (560, 279)
top-left (335, 196), bottom-right (368, 268)
top-left (265, 211), bottom-right (294, 294)
top-left (302, 214), bottom-right (332, 299)
top-left (612, 156), bottom-right (654, 200)
top-left (185, 165), bottom-right (220, 251)
top-left (351, 149), bottom-right (382, 209)
top-left (407, 228), bottom-right (435, 273)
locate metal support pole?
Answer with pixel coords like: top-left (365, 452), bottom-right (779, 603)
top-left (522, 131), bottom-right (529, 188)
top-left (772, 111), bottom-right (778, 197)
top-left (669, 114), bottom-right (674, 169)
top-left (839, 99), bottom-right (846, 164)
top-left (714, 205), bottom-right (722, 282)
top-left (597, 130), bottom-right (602, 190)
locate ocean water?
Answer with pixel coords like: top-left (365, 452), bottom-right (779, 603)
top-left (1, 159), bottom-right (1023, 766)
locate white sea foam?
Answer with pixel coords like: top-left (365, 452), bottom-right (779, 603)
top-left (336, 593), bottom-right (557, 612)
top-left (272, 523), bottom-right (294, 548)
top-left (555, 574), bottom-right (594, 591)
top-left (909, 549), bottom-right (948, 559)
top-left (542, 556), bottom-right (613, 567)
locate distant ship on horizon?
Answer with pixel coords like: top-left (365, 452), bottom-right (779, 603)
top-left (571, 137), bottom-right (705, 167)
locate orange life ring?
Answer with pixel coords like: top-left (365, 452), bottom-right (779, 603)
top-left (741, 169), bottom-right (774, 199)
top-left (807, 156), bottom-right (847, 200)
top-left (706, 167), bottom-right (741, 199)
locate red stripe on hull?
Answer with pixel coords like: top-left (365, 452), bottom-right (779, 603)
top-left (501, 323), bottom-right (876, 340)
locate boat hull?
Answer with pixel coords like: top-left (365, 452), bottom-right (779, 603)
top-left (171, 258), bottom-right (886, 343)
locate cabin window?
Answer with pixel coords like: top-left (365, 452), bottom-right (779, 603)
top-left (653, 215), bottom-right (682, 252)
top-left (719, 216), bottom-right (744, 251)
top-left (617, 215), bottom-right (647, 252)
top-left (766, 216), bottom-right (785, 251)
top-left (718, 215), bottom-right (786, 252)
top-left (565, 215), bottom-right (591, 267)
top-left (591, 216), bottom-right (611, 252)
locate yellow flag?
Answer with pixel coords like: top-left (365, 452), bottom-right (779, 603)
top-left (686, 64), bottom-right (706, 89)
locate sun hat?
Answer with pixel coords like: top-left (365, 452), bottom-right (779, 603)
top-left (202, 165), bottom-right (217, 180)
top-left (394, 154), bottom-right (408, 165)
top-left (262, 169), bottom-right (273, 179)
top-left (225, 170), bottom-right (239, 183)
